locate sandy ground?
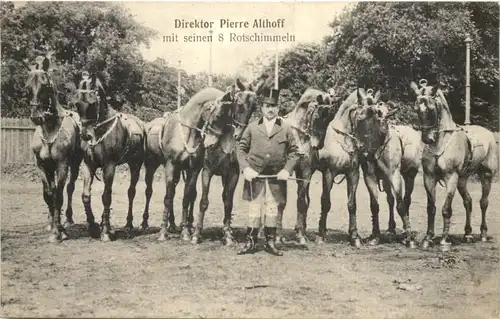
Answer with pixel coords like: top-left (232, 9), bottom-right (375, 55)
top-left (1, 170), bottom-right (499, 318)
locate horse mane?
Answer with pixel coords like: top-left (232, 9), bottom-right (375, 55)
top-left (329, 88), bottom-right (360, 131)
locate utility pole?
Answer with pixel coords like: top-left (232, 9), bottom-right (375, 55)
top-left (177, 60), bottom-right (181, 110)
top-left (464, 35), bottom-right (472, 125)
top-left (274, 43), bottom-right (279, 90)
top-left (208, 29), bottom-right (213, 87)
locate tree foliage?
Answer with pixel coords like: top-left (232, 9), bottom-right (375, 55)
top-left (255, 3), bottom-right (498, 130)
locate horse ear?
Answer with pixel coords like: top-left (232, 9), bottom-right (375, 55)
top-left (357, 88), bottom-right (366, 104)
top-left (410, 81), bottom-right (420, 97)
top-left (431, 82), bottom-right (441, 97)
top-left (248, 83), bottom-right (254, 92)
top-left (236, 78), bottom-right (245, 92)
top-left (373, 90), bottom-right (381, 103)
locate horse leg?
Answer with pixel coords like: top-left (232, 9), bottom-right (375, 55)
top-left (478, 168), bottom-right (493, 242)
top-left (392, 170), bottom-right (416, 248)
top-left (159, 162), bottom-right (178, 241)
top-left (124, 161), bottom-right (141, 235)
top-left (81, 162), bottom-right (100, 238)
top-left (384, 181), bottom-right (396, 238)
top-left (141, 159), bottom-right (159, 230)
top-left (38, 162), bottom-right (55, 232)
top-left (296, 167), bottom-right (311, 246)
top-left (64, 156), bottom-right (82, 228)
top-left (191, 168), bottom-right (213, 244)
top-left (440, 172), bottom-right (459, 248)
top-left (181, 167), bottom-right (201, 241)
top-left (221, 166), bottom-right (239, 246)
top-left (361, 162), bottom-right (380, 246)
top-left (346, 169), bottom-right (361, 248)
top-left (421, 173), bottom-right (437, 249)
top-left (50, 163), bottom-right (70, 242)
top-left (100, 164), bottom-right (116, 242)
top-left (457, 176), bottom-right (473, 243)
top-left (402, 168), bottom-right (418, 219)
top-left (317, 169), bottom-right (334, 244)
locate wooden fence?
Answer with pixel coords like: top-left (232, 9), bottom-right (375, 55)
top-left (1, 118), bottom-right (37, 165)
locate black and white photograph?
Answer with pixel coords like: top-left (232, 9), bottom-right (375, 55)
top-left (1, 1), bottom-right (499, 318)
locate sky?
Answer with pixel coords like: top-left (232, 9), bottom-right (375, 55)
top-left (122, 2), bottom-right (352, 77)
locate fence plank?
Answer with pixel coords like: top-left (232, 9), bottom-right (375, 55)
top-left (1, 118), bottom-right (36, 165)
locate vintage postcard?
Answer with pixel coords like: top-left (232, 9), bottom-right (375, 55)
top-left (1, 1), bottom-right (499, 318)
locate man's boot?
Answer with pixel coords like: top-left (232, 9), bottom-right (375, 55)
top-left (264, 227), bottom-right (283, 256)
top-left (237, 227), bottom-right (258, 255)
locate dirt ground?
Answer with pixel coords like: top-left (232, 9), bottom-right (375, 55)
top-left (1, 169), bottom-right (499, 318)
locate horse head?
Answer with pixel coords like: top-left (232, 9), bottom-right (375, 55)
top-left (25, 55), bottom-right (59, 126)
top-left (354, 100), bottom-right (398, 157)
top-left (201, 89), bottom-right (237, 147)
top-left (75, 72), bottom-right (108, 141)
top-left (228, 78), bottom-right (259, 140)
top-left (409, 79), bottom-right (446, 144)
top-left (306, 89), bottom-right (341, 148)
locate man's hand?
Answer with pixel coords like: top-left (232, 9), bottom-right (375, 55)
top-left (243, 167), bottom-right (259, 181)
top-left (276, 169), bottom-right (290, 181)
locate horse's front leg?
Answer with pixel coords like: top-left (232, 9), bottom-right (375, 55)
top-left (391, 170), bottom-right (416, 248)
top-left (181, 166), bottom-right (201, 241)
top-left (361, 161), bottom-right (381, 246)
top-left (37, 160), bottom-right (55, 233)
top-left (100, 163), bottom-right (116, 242)
top-left (317, 169), bottom-right (334, 244)
top-left (422, 172), bottom-right (437, 249)
top-left (81, 162), bottom-right (100, 238)
top-left (124, 161), bottom-right (142, 234)
top-left (64, 155), bottom-right (82, 228)
top-left (141, 158), bottom-right (159, 230)
top-left (440, 172), bottom-right (459, 248)
top-left (295, 166), bottom-right (312, 246)
top-left (221, 164), bottom-right (239, 246)
top-left (159, 161), bottom-right (178, 241)
top-left (191, 167), bottom-right (213, 244)
top-left (346, 168), bottom-right (361, 248)
top-left (50, 163), bottom-right (70, 242)
top-left (457, 176), bottom-right (473, 243)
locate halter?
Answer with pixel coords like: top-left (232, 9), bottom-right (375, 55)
top-left (413, 79), bottom-right (462, 158)
top-left (174, 99), bottom-right (228, 154)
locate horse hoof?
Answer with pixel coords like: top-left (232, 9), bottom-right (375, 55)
top-left (368, 237), bottom-right (380, 246)
top-left (384, 229), bottom-right (396, 237)
top-left (407, 240), bottom-right (417, 249)
top-left (61, 232), bottom-right (69, 241)
top-left (275, 235), bottom-right (285, 244)
top-left (46, 224), bottom-right (53, 231)
top-left (352, 238), bottom-right (362, 248)
top-left (158, 233), bottom-right (168, 242)
top-left (191, 236), bottom-right (200, 245)
top-left (421, 239), bottom-right (431, 249)
top-left (224, 237), bottom-right (235, 246)
top-left (480, 236), bottom-right (488, 243)
top-left (440, 242), bottom-right (451, 252)
top-left (167, 225), bottom-right (180, 233)
top-left (48, 234), bottom-right (60, 243)
top-left (315, 237), bottom-right (325, 244)
top-left (298, 236), bottom-right (308, 246)
top-left (141, 223), bottom-right (149, 231)
top-left (464, 235), bottom-right (474, 243)
top-left (64, 221), bottom-right (74, 229)
top-left (181, 232), bottom-right (191, 242)
top-left (88, 223), bottom-right (101, 239)
top-left (101, 233), bottom-right (111, 242)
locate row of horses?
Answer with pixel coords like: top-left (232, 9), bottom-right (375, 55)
top-left (26, 56), bottom-right (498, 252)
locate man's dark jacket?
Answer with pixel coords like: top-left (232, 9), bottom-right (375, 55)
top-left (236, 116), bottom-right (299, 204)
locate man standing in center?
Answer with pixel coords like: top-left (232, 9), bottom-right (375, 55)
top-left (236, 88), bottom-right (300, 256)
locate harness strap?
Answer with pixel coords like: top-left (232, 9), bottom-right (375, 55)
top-left (88, 114), bottom-right (120, 147)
